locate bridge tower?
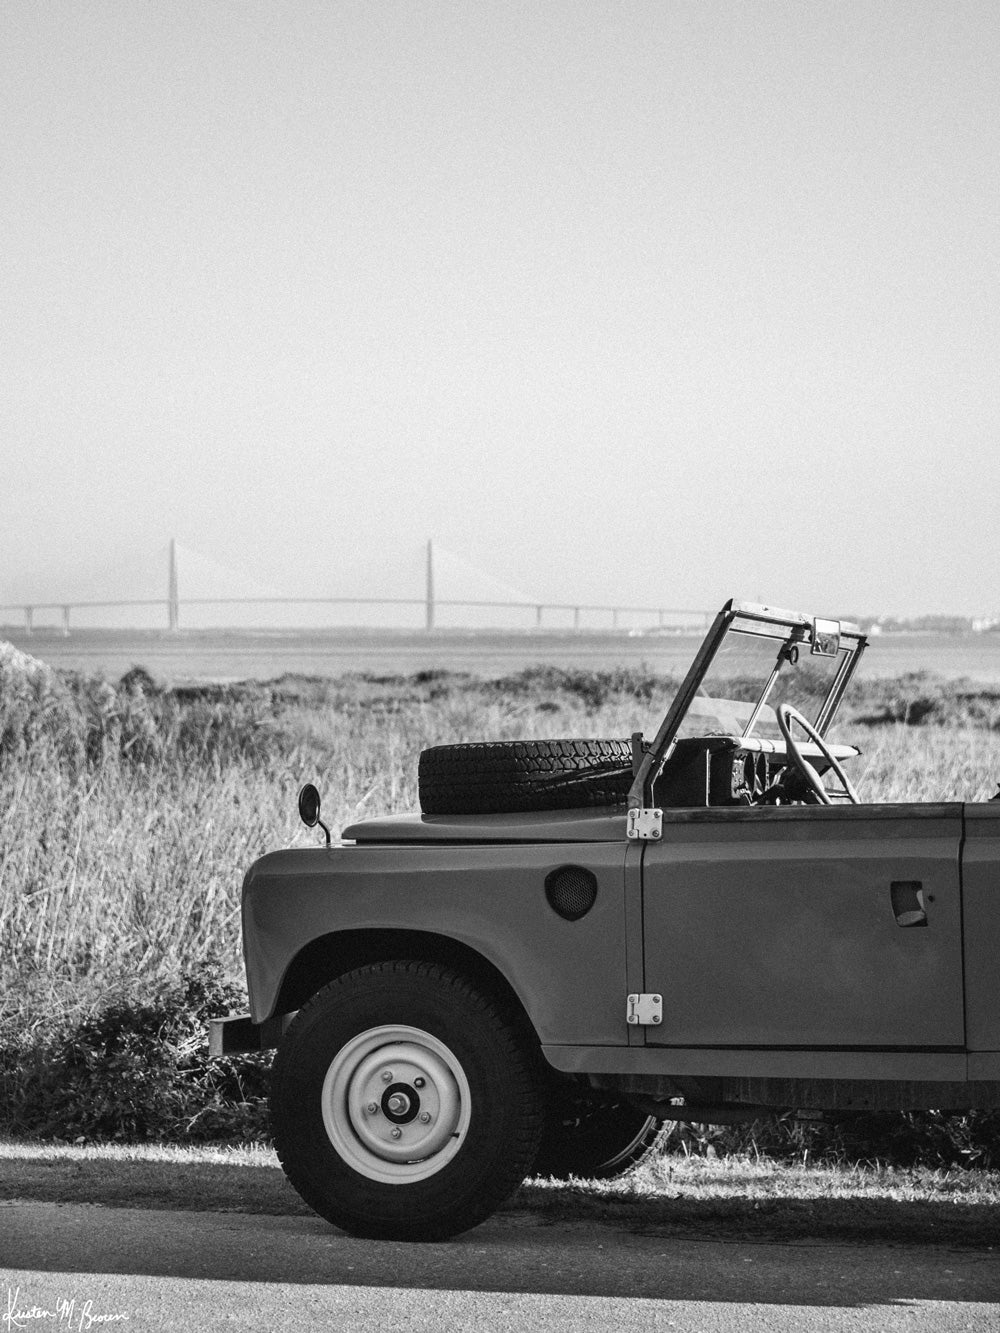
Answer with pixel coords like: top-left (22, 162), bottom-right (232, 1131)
top-left (167, 538), bottom-right (179, 632)
top-left (425, 538), bottom-right (435, 631)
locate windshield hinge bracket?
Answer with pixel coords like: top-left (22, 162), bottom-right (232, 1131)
top-left (626, 807), bottom-right (662, 840)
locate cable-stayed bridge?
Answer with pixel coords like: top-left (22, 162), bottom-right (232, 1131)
top-left (0, 540), bottom-right (710, 635)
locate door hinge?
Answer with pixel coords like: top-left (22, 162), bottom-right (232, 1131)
top-left (626, 807), bottom-right (662, 840)
top-left (626, 993), bottom-right (663, 1026)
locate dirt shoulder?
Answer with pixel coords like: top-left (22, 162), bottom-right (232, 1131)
top-left (1, 1140), bottom-right (997, 1249)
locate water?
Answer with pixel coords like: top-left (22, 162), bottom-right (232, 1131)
top-left (6, 627), bottom-right (1000, 685)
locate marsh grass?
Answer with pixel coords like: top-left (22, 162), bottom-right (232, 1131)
top-left (2, 658), bottom-right (1000, 1155)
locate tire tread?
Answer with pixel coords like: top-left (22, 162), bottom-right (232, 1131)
top-left (419, 738), bottom-right (633, 815)
top-left (271, 961), bottom-right (543, 1241)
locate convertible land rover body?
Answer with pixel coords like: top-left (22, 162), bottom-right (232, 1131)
top-left (210, 599), bottom-right (1000, 1240)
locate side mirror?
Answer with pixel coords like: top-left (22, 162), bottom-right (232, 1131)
top-left (297, 783), bottom-right (331, 846)
top-left (811, 618), bottom-right (841, 658)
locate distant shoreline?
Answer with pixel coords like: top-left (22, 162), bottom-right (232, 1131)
top-left (4, 625), bottom-right (1000, 686)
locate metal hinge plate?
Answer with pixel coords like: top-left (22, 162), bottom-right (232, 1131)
top-left (626, 807), bottom-right (663, 840)
top-left (626, 993), bottom-right (663, 1026)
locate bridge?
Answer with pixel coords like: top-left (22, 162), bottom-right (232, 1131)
top-left (0, 540), bottom-right (710, 636)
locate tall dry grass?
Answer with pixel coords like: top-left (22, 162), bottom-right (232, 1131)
top-left (1, 663), bottom-right (999, 1028)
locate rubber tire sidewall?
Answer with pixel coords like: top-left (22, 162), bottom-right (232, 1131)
top-left (533, 1093), bottom-right (666, 1180)
top-left (271, 962), bottom-right (542, 1241)
top-left (419, 739), bottom-right (633, 816)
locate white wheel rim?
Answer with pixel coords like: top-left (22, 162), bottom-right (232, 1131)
top-left (321, 1024), bottom-right (472, 1183)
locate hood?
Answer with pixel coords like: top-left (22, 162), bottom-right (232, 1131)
top-left (341, 807), bottom-right (627, 844)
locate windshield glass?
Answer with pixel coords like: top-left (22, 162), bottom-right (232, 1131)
top-left (674, 621), bottom-right (851, 742)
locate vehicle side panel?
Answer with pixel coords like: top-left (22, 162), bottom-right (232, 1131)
top-left (543, 1044), bottom-right (969, 1082)
top-left (641, 804), bottom-right (964, 1048)
top-left (963, 804), bottom-right (1000, 1053)
top-left (241, 842), bottom-right (627, 1045)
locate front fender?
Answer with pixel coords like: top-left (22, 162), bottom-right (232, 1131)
top-left (241, 841), bottom-right (627, 1047)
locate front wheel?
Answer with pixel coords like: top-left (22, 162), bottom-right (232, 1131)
top-left (270, 961), bottom-right (543, 1241)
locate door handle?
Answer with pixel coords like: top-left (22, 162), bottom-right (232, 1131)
top-left (891, 881), bottom-right (927, 928)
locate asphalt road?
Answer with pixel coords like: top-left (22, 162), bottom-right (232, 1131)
top-left (1, 1202), bottom-right (997, 1332)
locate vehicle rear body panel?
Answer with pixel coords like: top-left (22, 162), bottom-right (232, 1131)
top-left (962, 803), bottom-right (1000, 1053)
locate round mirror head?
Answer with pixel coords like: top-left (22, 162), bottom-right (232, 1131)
top-left (297, 783), bottom-right (321, 828)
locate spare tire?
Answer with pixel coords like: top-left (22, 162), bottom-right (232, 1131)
top-left (418, 739), bottom-right (633, 815)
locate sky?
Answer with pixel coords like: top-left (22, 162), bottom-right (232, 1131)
top-left (2, 0), bottom-right (998, 620)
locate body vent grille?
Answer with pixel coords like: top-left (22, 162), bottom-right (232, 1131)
top-left (545, 865), bottom-right (598, 921)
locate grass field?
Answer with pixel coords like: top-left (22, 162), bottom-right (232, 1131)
top-left (1, 650), bottom-right (999, 1164)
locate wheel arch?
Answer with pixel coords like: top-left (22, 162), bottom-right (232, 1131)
top-left (272, 928), bottom-right (540, 1045)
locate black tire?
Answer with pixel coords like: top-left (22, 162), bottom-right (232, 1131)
top-left (418, 739), bottom-right (633, 815)
top-left (533, 1089), bottom-right (667, 1180)
top-left (270, 961), bottom-right (543, 1241)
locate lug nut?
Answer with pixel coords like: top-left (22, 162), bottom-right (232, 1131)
top-left (419, 1112), bottom-right (431, 1124)
top-left (366, 1102), bottom-right (378, 1115)
top-left (414, 1077), bottom-right (425, 1088)
top-left (391, 1128), bottom-right (402, 1140)
top-left (381, 1071), bottom-right (393, 1083)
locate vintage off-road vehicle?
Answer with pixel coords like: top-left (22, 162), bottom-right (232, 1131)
top-left (210, 599), bottom-right (1000, 1240)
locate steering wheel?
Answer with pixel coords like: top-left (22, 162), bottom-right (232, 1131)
top-left (776, 703), bottom-right (859, 805)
